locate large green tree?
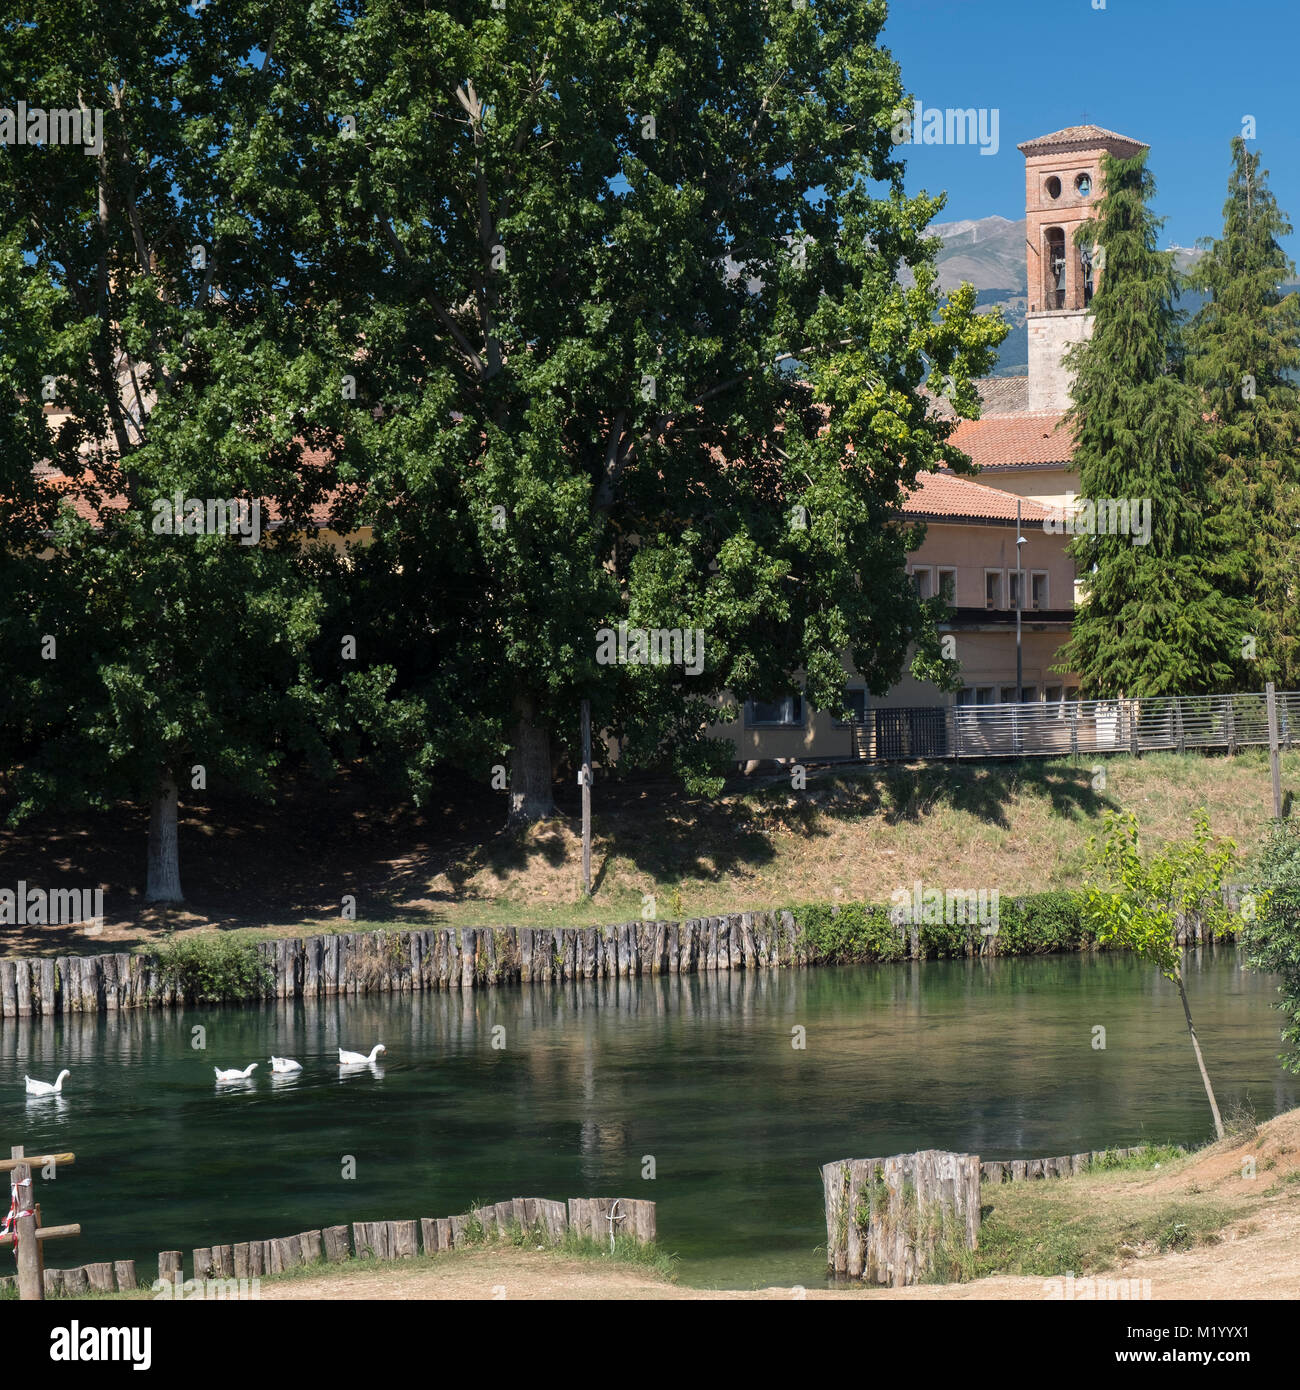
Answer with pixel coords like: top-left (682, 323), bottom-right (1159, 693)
top-left (1185, 139), bottom-right (1300, 688)
top-left (2, 0), bottom-right (1004, 902)
top-left (260, 0), bottom-right (1004, 821)
top-left (0, 1), bottom-right (416, 900)
top-left (1058, 151), bottom-right (1250, 696)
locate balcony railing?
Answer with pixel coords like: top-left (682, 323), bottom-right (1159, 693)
top-left (844, 690), bottom-right (1298, 762)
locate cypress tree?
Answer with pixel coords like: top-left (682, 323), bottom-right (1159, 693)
top-left (1058, 151), bottom-right (1250, 696)
top-left (1185, 139), bottom-right (1300, 688)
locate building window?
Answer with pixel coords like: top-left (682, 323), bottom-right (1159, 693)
top-left (956, 688), bottom-right (973, 706)
top-left (1031, 571), bottom-right (1048, 610)
top-left (837, 688), bottom-right (868, 724)
top-left (1000, 685), bottom-right (1019, 704)
top-left (1045, 684), bottom-right (1064, 704)
top-left (1044, 226), bottom-right (1066, 309)
top-left (1021, 685), bottom-right (1038, 703)
top-left (746, 695), bottom-right (804, 727)
top-left (910, 567), bottom-right (933, 600)
top-left (1065, 687), bottom-right (1080, 702)
top-left (937, 568), bottom-right (957, 603)
top-left (1008, 570), bottom-right (1022, 611)
top-left (974, 686), bottom-right (995, 705)
top-left (1045, 175), bottom-right (1061, 200)
top-left (1079, 242), bottom-right (1098, 305)
top-left (984, 570), bottom-right (1003, 610)
top-left (1075, 172), bottom-right (1092, 197)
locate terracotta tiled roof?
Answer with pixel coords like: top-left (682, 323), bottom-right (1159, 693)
top-left (37, 443), bottom-right (356, 531)
top-left (1017, 125), bottom-right (1147, 155)
top-left (948, 410), bottom-right (1075, 468)
top-left (902, 471), bottom-right (1053, 523)
top-left (975, 376), bottom-right (1030, 414)
top-left (925, 375), bottom-right (1031, 421)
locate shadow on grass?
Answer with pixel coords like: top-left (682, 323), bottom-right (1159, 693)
top-left (0, 755), bottom-right (1127, 950)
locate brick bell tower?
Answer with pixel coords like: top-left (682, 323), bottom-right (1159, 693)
top-left (1018, 124), bottom-right (1147, 410)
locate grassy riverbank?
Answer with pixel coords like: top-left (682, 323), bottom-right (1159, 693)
top-left (0, 748), bottom-right (1289, 956)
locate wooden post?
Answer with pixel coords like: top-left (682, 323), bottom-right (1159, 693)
top-left (10, 1147), bottom-right (41, 1301)
top-left (822, 1149), bottom-right (980, 1286)
top-left (580, 698), bottom-right (592, 896)
top-left (322, 1225), bottom-right (350, 1262)
top-left (1267, 682), bottom-right (1283, 819)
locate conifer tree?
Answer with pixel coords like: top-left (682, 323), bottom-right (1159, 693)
top-left (1186, 139), bottom-right (1300, 687)
top-left (1058, 151), bottom-right (1250, 696)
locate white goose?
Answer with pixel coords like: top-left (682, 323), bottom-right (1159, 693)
top-left (25, 1070), bottom-right (70, 1096)
top-left (270, 1055), bottom-right (302, 1074)
top-left (338, 1044), bottom-right (385, 1066)
top-left (213, 1063), bottom-right (259, 1082)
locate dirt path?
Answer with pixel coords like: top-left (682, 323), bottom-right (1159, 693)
top-left (261, 1206), bottom-right (1299, 1300)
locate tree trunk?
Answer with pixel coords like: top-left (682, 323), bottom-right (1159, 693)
top-left (146, 771), bottom-right (184, 903)
top-left (508, 694), bottom-right (556, 825)
top-left (1175, 968), bottom-right (1224, 1140)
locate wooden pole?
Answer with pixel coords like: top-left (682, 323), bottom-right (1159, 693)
top-left (0, 1152), bottom-right (74, 1172)
top-left (34, 1222), bottom-right (82, 1241)
top-left (1267, 682), bottom-right (1283, 819)
top-left (10, 1146), bottom-right (41, 1301)
top-left (580, 698), bottom-right (592, 896)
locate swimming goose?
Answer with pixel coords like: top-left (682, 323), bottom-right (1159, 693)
top-left (25, 1070), bottom-right (70, 1096)
top-left (338, 1044), bottom-right (385, 1066)
top-left (270, 1056), bottom-right (302, 1074)
top-left (213, 1063), bottom-right (259, 1082)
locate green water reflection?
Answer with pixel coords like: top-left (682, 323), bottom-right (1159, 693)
top-left (2, 950), bottom-right (1293, 1290)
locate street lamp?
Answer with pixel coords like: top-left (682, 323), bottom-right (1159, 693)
top-left (1016, 499), bottom-right (1027, 704)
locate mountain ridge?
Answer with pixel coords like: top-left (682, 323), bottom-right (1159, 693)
top-left (932, 216), bottom-right (1225, 376)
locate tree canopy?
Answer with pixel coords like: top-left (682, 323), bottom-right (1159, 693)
top-left (1, 0), bottom-right (1005, 898)
top-left (1186, 138), bottom-right (1300, 689)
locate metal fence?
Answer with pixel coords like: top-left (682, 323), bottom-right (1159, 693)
top-left (847, 690), bottom-right (1300, 762)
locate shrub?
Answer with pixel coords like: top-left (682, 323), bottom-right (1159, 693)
top-left (1244, 819), bottom-right (1300, 1073)
top-left (152, 933), bottom-right (272, 1003)
top-left (791, 892), bottom-right (1094, 962)
top-left (795, 902), bottom-right (904, 964)
top-left (994, 891), bottom-right (1092, 954)
top-left (917, 917), bottom-right (970, 958)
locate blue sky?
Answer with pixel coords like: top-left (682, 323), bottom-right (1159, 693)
top-left (881, 0), bottom-right (1300, 251)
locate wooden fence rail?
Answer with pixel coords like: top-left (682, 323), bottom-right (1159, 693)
top-left (0, 897), bottom-right (1245, 1019)
top-left (0, 916), bottom-right (810, 1016)
top-left (5, 1145), bottom-right (81, 1300)
top-left (978, 1144), bottom-right (1171, 1184)
top-left (27, 1196), bottom-right (655, 1299)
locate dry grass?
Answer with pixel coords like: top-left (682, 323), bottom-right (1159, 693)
top-left (1, 748), bottom-right (1290, 954)
top-left (416, 749), bottom-right (1287, 928)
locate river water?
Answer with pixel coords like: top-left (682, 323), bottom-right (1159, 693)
top-left (2, 950), bottom-right (1293, 1289)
